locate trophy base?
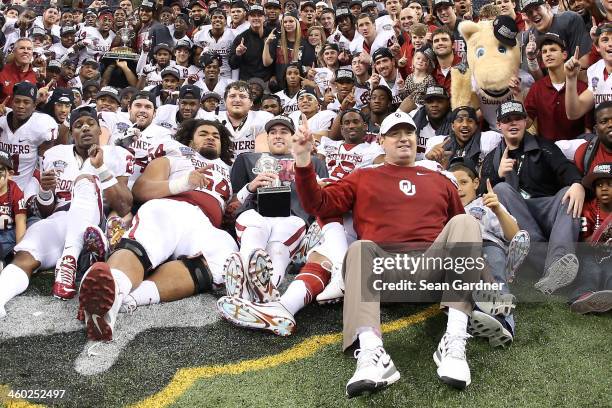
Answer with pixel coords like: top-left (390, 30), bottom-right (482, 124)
top-left (103, 48), bottom-right (140, 61)
top-left (257, 186), bottom-right (291, 218)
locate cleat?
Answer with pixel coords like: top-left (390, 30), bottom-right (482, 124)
top-left (505, 230), bottom-right (530, 281)
top-left (84, 225), bottom-right (109, 263)
top-left (570, 290), bottom-right (612, 314)
top-left (293, 222), bottom-right (323, 265)
top-left (433, 332), bottom-right (471, 389)
top-left (53, 255), bottom-right (78, 300)
top-left (78, 262), bottom-right (121, 341)
top-left (216, 296), bottom-right (296, 336)
top-left (346, 346), bottom-right (400, 398)
top-left (247, 249), bottom-right (279, 303)
top-left (105, 216), bottom-right (127, 250)
top-left (119, 294), bottom-right (138, 314)
top-left (224, 252), bottom-right (248, 299)
top-left (317, 264), bottom-right (345, 304)
top-left (535, 254), bottom-right (579, 295)
top-left (472, 289), bottom-right (516, 317)
top-left (468, 310), bottom-right (513, 348)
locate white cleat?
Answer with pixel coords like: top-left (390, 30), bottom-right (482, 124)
top-left (224, 252), bottom-right (249, 300)
top-left (535, 254), bottom-right (579, 295)
top-left (346, 346), bottom-right (400, 398)
top-left (247, 249), bottom-right (279, 303)
top-left (433, 332), bottom-right (471, 389)
top-left (119, 294), bottom-right (137, 314)
top-left (216, 297), bottom-right (296, 336)
top-left (317, 264), bottom-right (345, 305)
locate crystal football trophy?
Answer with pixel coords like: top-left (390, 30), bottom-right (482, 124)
top-left (104, 27), bottom-right (140, 61)
top-left (253, 154), bottom-right (291, 217)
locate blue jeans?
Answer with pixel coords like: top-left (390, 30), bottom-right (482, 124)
top-left (570, 248), bottom-right (612, 302)
top-left (483, 244), bottom-right (515, 332)
top-left (0, 216), bottom-right (41, 260)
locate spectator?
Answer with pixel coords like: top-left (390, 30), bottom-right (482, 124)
top-left (264, 0), bottom-right (282, 32)
top-left (524, 33), bottom-right (592, 142)
top-left (260, 94), bottom-right (283, 116)
top-left (494, 0), bottom-right (526, 31)
top-left (369, 47), bottom-right (408, 106)
top-left (410, 85), bottom-right (453, 160)
top-left (433, 0), bottom-right (467, 58)
top-left (319, 7), bottom-right (336, 37)
top-left (0, 150), bottom-right (27, 270)
top-left (299, 1), bottom-right (317, 37)
top-left (431, 27), bottom-right (461, 95)
top-left (573, 101), bottom-right (612, 174)
top-left (229, 1), bottom-right (249, 36)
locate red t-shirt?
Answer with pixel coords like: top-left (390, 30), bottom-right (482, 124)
top-left (573, 142), bottom-right (612, 174)
top-left (524, 76), bottom-right (593, 142)
top-left (295, 162), bottom-right (465, 243)
top-left (0, 179), bottom-right (26, 231)
top-left (0, 63), bottom-right (37, 104)
top-left (433, 54), bottom-right (462, 96)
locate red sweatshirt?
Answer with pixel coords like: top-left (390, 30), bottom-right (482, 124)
top-left (295, 162), bottom-right (464, 244)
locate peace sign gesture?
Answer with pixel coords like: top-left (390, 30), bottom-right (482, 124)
top-left (0, 96), bottom-right (10, 117)
top-left (292, 113), bottom-right (314, 166)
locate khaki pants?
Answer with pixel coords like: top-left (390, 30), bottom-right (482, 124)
top-left (342, 214), bottom-right (482, 351)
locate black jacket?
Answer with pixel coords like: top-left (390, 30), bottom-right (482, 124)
top-left (480, 133), bottom-right (582, 198)
top-left (229, 27), bottom-right (274, 82)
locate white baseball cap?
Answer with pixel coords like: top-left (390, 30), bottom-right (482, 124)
top-left (379, 111), bottom-right (416, 134)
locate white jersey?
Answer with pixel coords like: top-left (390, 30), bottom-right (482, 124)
top-left (167, 152), bottom-right (232, 213)
top-left (0, 111), bottom-right (58, 192)
top-left (76, 26), bottom-right (115, 62)
top-left (312, 68), bottom-right (334, 94)
top-left (289, 110), bottom-right (336, 134)
top-left (350, 30), bottom-right (395, 56)
top-left (98, 111), bottom-right (131, 139)
top-left (33, 17), bottom-right (60, 37)
top-left (230, 21), bottom-right (250, 37)
top-left (587, 58), bottom-right (612, 107)
top-left (276, 90), bottom-right (299, 114)
top-left (328, 29), bottom-right (363, 54)
top-left (317, 137), bottom-right (384, 181)
top-left (153, 104), bottom-right (216, 135)
top-left (49, 42), bottom-right (71, 60)
top-left (375, 15), bottom-right (396, 33)
top-left (175, 64), bottom-right (201, 81)
top-left (416, 123), bottom-right (439, 161)
top-left (473, 69), bottom-right (534, 131)
top-left (107, 122), bottom-right (174, 187)
top-left (193, 26), bottom-right (235, 79)
top-left (194, 77), bottom-right (232, 111)
top-left (217, 110), bottom-right (273, 160)
top-left (141, 62), bottom-right (177, 89)
top-left (42, 144), bottom-right (133, 211)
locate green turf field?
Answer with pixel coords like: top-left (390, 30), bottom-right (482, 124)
top-left (1, 274), bottom-right (611, 408)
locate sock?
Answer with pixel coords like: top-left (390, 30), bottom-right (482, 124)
top-left (446, 307), bottom-right (469, 337)
top-left (110, 268), bottom-right (133, 303)
top-left (128, 280), bottom-right (160, 306)
top-left (266, 241), bottom-right (290, 287)
top-left (62, 177), bottom-right (102, 260)
top-left (358, 329), bottom-right (383, 350)
top-left (238, 226), bottom-right (269, 262)
top-left (280, 280), bottom-right (308, 315)
top-left (0, 264), bottom-right (29, 306)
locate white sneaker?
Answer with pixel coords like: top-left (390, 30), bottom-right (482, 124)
top-left (433, 332), bottom-right (471, 389)
top-left (468, 310), bottom-right (513, 348)
top-left (78, 262), bottom-right (122, 341)
top-left (535, 254), bottom-right (579, 295)
top-left (316, 264), bottom-right (345, 304)
top-left (346, 346), bottom-right (400, 398)
top-left (216, 297), bottom-right (296, 336)
top-left (119, 294), bottom-right (137, 314)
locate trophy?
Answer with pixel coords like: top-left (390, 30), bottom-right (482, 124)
top-left (104, 27), bottom-right (139, 61)
top-left (253, 154), bottom-right (291, 217)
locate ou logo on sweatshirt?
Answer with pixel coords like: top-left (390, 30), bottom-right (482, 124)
top-left (399, 180), bottom-right (416, 196)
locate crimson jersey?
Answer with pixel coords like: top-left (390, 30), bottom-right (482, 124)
top-left (574, 142), bottom-right (612, 175)
top-left (580, 198), bottom-right (611, 241)
top-left (296, 162), bottom-right (465, 243)
top-left (166, 152), bottom-right (232, 228)
top-left (0, 179), bottom-right (26, 230)
top-left (316, 137), bottom-right (384, 181)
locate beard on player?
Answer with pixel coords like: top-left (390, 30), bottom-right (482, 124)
top-left (175, 119), bottom-right (234, 166)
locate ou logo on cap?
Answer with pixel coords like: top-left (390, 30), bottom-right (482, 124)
top-left (399, 179), bottom-right (416, 196)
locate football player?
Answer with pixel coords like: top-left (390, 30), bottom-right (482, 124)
top-left (217, 81), bottom-right (273, 160)
top-left (216, 115), bottom-right (328, 334)
top-left (0, 107), bottom-right (133, 317)
top-left (78, 119), bottom-right (236, 341)
top-left (153, 85), bottom-right (213, 136)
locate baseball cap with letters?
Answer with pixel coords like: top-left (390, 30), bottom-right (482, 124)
top-left (265, 115), bottom-right (296, 133)
top-left (60, 25), bottom-right (77, 36)
top-left (248, 4), bottom-right (265, 15)
top-left (433, 0), bottom-right (454, 12)
top-left (423, 85), bottom-right (449, 101)
top-left (0, 150), bottom-right (13, 170)
top-left (265, 0), bottom-right (281, 8)
top-left (380, 111), bottom-right (417, 134)
top-left (179, 84), bottom-right (202, 100)
top-left (96, 86), bottom-right (121, 103)
top-left (582, 162), bottom-right (612, 189)
top-left (13, 82), bottom-right (37, 102)
top-left (141, 0), bottom-right (156, 9)
top-left (519, 0), bottom-right (544, 12)
top-left (161, 66), bottom-right (181, 80)
top-left (362, 0), bottom-right (377, 9)
top-left (335, 68), bottom-right (355, 83)
top-left (493, 15), bottom-right (518, 47)
top-left (496, 100), bottom-right (527, 121)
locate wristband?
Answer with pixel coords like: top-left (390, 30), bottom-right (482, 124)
top-left (168, 173), bottom-right (192, 195)
top-left (37, 189), bottom-right (54, 206)
top-left (95, 164), bottom-right (112, 182)
top-left (101, 176), bottom-right (118, 190)
top-left (237, 184), bottom-right (253, 204)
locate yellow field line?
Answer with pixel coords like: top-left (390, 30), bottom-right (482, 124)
top-left (131, 305), bottom-right (441, 408)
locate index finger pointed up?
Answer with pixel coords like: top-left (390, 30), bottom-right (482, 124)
top-left (592, 16), bottom-right (597, 27)
top-left (301, 113), bottom-right (310, 130)
top-left (487, 178), bottom-right (494, 193)
top-left (241, 38), bottom-right (245, 45)
top-left (574, 45), bottom-right (580, 60)
top-left (503, 146), bottom-right (509, 159)
top-left (529, 32), bottom-right (535, 43)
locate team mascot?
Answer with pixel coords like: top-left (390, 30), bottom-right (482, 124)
top-left (450, 15), bottom-right (528, 130)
